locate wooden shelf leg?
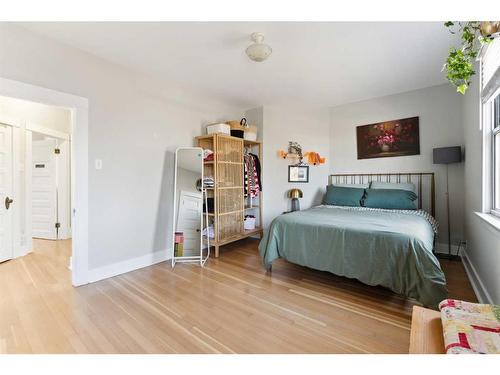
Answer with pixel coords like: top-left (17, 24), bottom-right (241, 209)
top-left (215, 245), bottom-right (219, 258)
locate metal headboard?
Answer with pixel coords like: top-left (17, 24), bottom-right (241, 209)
top-left (328, 173), bottom-right (435, 217)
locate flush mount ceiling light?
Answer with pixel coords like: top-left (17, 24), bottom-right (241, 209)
top-left (245, 32), bottom-right (272, 62)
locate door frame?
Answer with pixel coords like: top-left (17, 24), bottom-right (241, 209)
top-left (0, 77), bottom-right (89, 286)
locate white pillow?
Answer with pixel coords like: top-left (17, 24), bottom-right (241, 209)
top-left (369, 181), bottom-right (416, 193)
top-left (332, 183), bottom-right (369, 189)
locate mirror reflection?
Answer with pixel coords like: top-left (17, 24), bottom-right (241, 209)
top-left (173, 148), bottom-right (203, 259)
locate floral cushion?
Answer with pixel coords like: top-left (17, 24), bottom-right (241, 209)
top-left (439, 299), bottom-right (500, 354)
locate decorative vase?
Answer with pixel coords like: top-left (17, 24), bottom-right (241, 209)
top-left (380, 143), bottom-right (390, 152)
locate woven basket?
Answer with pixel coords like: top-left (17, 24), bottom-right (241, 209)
top-left (226, 121), bottom-right (246, 131)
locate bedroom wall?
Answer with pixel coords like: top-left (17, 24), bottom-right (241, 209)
top-left (462, 75), bottom-right (500, 304)
top-left (260, 106), bottom-right (330, 228)
top-left (329, 84), bottom-right (465, 248)
top-left (0, 95), bottom-right (72, 134)
top-left (0, 24), bottom-right (243, 275)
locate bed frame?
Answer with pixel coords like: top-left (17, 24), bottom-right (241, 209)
top-left (328, 173), bottom-right (435, 217)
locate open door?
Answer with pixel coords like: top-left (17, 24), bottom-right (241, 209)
top-left (0, 124), bottom-right (13, 262)
top-left (32, 138), bottom-right (58, 240)
top-left (176, 191), bottom-right (202, 256)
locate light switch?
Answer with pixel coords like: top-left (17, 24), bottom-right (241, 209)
top-left (95, 159), bottom-right (103, 170)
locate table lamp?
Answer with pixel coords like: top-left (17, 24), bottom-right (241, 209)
top-left (288, 188), bottom-right (303, 212)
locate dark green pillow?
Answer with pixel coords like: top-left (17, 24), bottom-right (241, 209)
top-left (363, 188), bottom-right (417, 210)
top-left (323, 185), bottom-right (365, 207)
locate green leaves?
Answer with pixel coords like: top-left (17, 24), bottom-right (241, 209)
top-left (443, 47), bottom-right (475, 94)
top-left (443, 21), bottom-right (491, 95)
top-left (457, 84), bottom-right (468, 95)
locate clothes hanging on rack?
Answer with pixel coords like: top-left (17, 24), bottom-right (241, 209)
top-left (249, 152), bottom-right (262, 191)
top-left (244, 152), bottom-right (262, 198)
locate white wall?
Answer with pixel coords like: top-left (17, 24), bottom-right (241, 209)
top-left (0, 95), bottom-right (71, 133)
top-left (462, 74), bottom-right (500, 304)
top-left (261, 106), bottom-right (330, 228)
top-left (329, 84), bottom-right (465, 248)
top-left (0, 24), bottom-right (243, 273)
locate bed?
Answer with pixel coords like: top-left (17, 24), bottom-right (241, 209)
top-left (258, 173), bottom-right (448, 308)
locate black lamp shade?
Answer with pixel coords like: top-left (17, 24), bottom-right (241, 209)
top-left (433, 146), bottom-right (462, 164)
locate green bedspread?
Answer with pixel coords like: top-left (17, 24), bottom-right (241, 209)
top-left (258, 205), bottom-right (447, 307)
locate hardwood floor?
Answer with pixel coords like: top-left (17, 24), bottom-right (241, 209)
top-left (0, 238), bottom-right (476, 354)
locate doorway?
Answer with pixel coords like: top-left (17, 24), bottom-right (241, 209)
top-left (0, 96), bottom-right (72, 267)
top-left (31, 131), bottom-right (71, 242)
top-left (0, 77), bottom-right (88, 286)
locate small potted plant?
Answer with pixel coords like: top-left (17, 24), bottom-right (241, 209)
top-left (443, 21), bottom-right (499, 94)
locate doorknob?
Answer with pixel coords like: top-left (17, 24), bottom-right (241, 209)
top-left (5, 197), bottom-right (13, 210)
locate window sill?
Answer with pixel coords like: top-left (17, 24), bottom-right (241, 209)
top-left (475, 212), bottom-right (500, 232)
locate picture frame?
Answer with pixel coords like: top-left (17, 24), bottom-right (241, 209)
top-left (356, 116), bottom-right (420, 159)
top-left (288, 165), bottom-right (309, 183)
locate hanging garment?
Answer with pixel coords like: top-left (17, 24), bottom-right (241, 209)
top-left (249, 153), bottom-right (262, 191)
top-left (244, 153), bottom-right (261, 198)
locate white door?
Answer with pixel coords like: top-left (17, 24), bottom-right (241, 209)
top-left (176, 191), bottom-right (202, 256)
top-left (0, 124), bottom-right (13, 262)
top-left (32, 139), bottom-right (57, 240)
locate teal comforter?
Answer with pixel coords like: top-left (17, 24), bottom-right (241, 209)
top-left (258, 206), bottom-right (447, 307)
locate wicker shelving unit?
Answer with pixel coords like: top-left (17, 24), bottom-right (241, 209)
top-left (196, 133), bottom-right (263, 257)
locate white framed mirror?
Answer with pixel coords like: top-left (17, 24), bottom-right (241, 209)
top-left (172, 147), bottom-right (209, 267)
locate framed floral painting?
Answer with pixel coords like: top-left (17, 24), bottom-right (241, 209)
top-left (356, 116), bottom-right (420, 159)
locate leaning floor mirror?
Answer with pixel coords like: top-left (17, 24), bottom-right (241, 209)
top-left (171, 147), bottom-right (210, 267)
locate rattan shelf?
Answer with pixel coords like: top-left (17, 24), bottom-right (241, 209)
top-left (196, 133), bottom-right (263, 257)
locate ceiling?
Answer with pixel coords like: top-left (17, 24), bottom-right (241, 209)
top-left (18, 22), bottom-right (458, 108)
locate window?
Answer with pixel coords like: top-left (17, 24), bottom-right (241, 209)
top-left (481, 38), bottom-right (500, 218)
top-left (494, 94), bottom-right (500, 215)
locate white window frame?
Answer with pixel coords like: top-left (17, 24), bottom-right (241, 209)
top-left (481, 39), bottom-right (500, 219)
top-left (489, 91), bottom-right (500, 217)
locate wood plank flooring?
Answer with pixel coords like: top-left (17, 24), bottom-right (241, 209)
top-left (0, 238), bottom-right (477, 353)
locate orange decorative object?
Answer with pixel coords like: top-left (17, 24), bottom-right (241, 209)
top-left (304, 152), bottom-right (326, 165)
top-left (278, 150), bottom-right (288, 159)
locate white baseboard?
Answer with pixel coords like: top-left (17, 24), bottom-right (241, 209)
top-left (88, 249), bottom-right (171, 283)
top-left (460, 249), bottom-right (494, 304)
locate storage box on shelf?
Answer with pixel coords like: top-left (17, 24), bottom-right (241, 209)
top-left (206, 122), bottom-right (230, 135)
top-left (196, 133), bottom-right (263, 257)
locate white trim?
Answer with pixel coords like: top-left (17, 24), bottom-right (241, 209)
top-left (27, 121), bottom-right (70, 141)
top-left (56, 138), bottom-right (71, 239)
top-left (461, 249), bottom-right (494, 304)
top-left (88, 249), bottom-right (170, 283)
top-left (11, 126), bottom-right (23, 258)
top-left (475, 211), bottom-right (500, 232)
top-left (25, 130), bottom-right (33, 255)
top-left (0, 77), bottom-right (89, 287)
top-left (0, 114), bottom-right (22, 128)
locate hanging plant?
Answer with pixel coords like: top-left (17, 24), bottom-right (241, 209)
top-left (443, 21), bottom-right (499, 94)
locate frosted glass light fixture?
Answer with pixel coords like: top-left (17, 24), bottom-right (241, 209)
top-left (245, 32), bottom-right (272, 62)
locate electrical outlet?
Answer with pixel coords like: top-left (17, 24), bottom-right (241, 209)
top-left (95, 159), bottom-right (103, 170)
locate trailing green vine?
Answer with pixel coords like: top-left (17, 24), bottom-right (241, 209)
top-left (443, 21), bottom-right (497, 94)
